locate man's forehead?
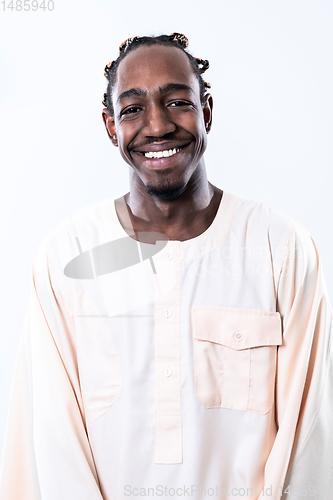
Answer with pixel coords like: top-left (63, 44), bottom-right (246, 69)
top-left (114, 45), bottom-right (199, 95)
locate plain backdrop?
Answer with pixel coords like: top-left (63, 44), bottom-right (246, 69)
top-left (0, 0), bottom-right (332, 460)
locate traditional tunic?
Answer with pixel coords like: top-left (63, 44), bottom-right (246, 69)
top-left (1, 191), bottom-right (332, 500)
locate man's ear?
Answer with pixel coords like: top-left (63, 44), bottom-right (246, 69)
top-left (202, 94), bottom-right (213, 134)
top-left (102, 108), bottom-right (118, 147)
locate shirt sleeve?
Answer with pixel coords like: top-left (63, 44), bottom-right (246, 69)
top-left (0, 236), bottom-right (104, 500)
top-left (260, 222), bottom-right (333, 499)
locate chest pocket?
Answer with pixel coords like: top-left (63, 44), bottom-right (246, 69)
top-left (191, 306), bottom-right (282, 415)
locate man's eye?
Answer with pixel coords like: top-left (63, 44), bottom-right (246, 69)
top-left (169, 101), bottom-right (188, 107)
top-left (122, 106), bottom-right (141, 115)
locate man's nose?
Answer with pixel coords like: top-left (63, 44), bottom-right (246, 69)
top-left (142, 104), bottom-right (176, 137)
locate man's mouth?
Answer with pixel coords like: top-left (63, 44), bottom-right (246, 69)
top-left (143, 147), bottom-right (183, 159)
top-left (132, 142), bottom-right (191, 160)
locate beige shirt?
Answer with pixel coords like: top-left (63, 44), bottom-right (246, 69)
top-left (1, 191), bottom-right (332, 500)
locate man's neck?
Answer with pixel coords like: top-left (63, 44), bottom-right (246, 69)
top-left (115, 182), bottom-right (223, 242)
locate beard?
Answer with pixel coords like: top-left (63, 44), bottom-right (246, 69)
top-left (145, 179), bottom-right (187, 200)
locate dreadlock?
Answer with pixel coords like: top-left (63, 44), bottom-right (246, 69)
top-left (102, 33), bottom-right (211, 116)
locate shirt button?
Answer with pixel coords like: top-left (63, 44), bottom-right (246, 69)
top-left (165, 367), bottom-right (173, 377)
top-left (164, 251), bottom-right (173, 260)
top-left (234, 331), bottom-right (244, 342)
top-left (163, 308), bottom-right (172, 318)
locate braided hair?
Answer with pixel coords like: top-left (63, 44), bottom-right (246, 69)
top-left (102, 33), bottom-right (211, 116)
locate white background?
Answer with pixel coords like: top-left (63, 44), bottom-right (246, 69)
top-left (0, 0), bottom-right (332, 460)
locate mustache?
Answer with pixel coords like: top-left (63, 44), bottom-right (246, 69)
top-left (130, 134), bottom-right (194, 150)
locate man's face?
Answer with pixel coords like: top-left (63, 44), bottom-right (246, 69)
top-left (103, 44), bottom-right (213, 199)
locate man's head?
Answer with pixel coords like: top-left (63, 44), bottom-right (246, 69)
top-left (102, 33), bottom-right (213, 200)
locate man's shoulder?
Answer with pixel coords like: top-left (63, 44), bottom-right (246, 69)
top-left (34, 195), bottom-right (122, 270)
top-left (226, 191), bottom-right (294, 232)
top-left (230, 191), bottom-right (289, 223)
top-left (225, 191), bottom-right (311, 253)
top-left (45, 195), bottom-right (121, 242)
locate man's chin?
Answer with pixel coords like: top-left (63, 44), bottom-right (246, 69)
top-left (146, 181), bottom-right (187, 200)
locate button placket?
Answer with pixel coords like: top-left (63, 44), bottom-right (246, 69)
top-left (154, 241), bottom-right (182, 464)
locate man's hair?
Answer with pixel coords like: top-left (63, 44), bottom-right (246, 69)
top-left (102, 33), bottom-right (211, 116)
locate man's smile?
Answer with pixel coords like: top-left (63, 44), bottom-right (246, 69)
top-left (131, 139), bottom-right (192, 155)
top-left (131, 143), bottom-right (193, 169)
top-left (143, 147), bottom-right (182, 159)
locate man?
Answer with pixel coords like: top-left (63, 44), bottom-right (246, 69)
top-left (0, 33), bottom-right (332, 500)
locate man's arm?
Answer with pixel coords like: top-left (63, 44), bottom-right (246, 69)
top-left (0, 237), bottom-right (104, 500)
top-left (261, 222), bottom-right (333, 499)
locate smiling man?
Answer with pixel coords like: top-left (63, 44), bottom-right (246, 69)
top-left (102, 37), bottom-right (221, 243)
top-left (1, 33), bottom-right (333, 500)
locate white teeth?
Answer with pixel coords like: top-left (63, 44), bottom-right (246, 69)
top-left (144, 147), bottom-right (181, 159)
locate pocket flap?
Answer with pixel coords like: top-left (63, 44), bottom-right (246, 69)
top-left (192, 307), bottom-right (282, 350)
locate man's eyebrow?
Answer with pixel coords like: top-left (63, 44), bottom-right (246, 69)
top-left (116, 88), bottom-right (148, 105)
top-left (116, 83), bottom-right (194, 105)
top-left (158, 83), bottom-right (194, 95)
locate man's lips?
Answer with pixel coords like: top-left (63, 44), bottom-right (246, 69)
top-left (130, 143), bottom-right (192, 170)
top-left (131, 142), bottom-right (192, 160)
